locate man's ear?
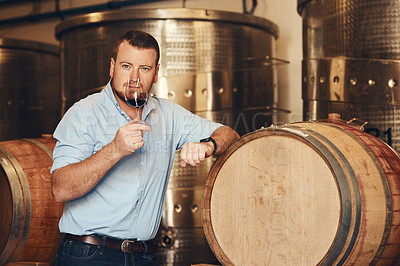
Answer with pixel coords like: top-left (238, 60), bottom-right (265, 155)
top-left (153, 64), bottom-right (160, 83)
top-left (109, 58), bottom-right (115, 78)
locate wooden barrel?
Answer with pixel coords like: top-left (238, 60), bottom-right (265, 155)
top-left (202, 120), bottom-right (400, 265)
top-left (0, 138), bottom-right (63, 265)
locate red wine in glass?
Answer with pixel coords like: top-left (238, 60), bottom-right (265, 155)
top-left (124, 79), bottom-right (149, 122)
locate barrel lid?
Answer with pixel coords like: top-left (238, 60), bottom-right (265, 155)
top-left (55, 8), bottom-right (279, 40)
top-left (0, 38), bottom-right (59, 55)
top-left (297, 0), bottom-right (314, 14)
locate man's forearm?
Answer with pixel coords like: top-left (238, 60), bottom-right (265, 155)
top-left (211, 126), bottom-right (240, 156)
top-left (51, 120), bottom-right (150, 202)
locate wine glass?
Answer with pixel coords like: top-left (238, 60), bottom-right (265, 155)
top-left (124, 77), bottom-right (149, 125)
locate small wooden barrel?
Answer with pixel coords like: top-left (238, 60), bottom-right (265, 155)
top-left (0, 138), bottom-right (63, 265)
top-left (202, 120), bottom-right (400, 265)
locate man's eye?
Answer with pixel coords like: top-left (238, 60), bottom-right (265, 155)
top-left (141, 66), bottom-right (150, 71)
top-left (122, 64), bottom-right (130, 69)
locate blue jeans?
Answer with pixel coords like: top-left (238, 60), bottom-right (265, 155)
top-left (54, 235), bottom-right (157, 266)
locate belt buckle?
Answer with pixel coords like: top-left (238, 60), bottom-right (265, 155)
top-left (121, 240), bottom-right (136, 253)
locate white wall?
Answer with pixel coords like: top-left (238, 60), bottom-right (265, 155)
top-left (0, 0), bottom-right (303, 122)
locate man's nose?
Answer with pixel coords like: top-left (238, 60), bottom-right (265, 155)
top-left (130, 68), bottom-right (140, 81)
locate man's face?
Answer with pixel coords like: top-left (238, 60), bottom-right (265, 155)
top-left (110, 40), bottom-right (159, 102)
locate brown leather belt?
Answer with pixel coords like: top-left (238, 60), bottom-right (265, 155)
top-left (63, 233), bottom-right (157, 254)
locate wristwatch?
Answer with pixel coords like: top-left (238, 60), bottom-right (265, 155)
top-left (200, 137), bottom-right (217, 155)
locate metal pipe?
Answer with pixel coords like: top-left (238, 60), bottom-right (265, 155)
top-left (0, 0), bottom-right (165, 26)
top-left (0, 0), bottom-right (33, 6)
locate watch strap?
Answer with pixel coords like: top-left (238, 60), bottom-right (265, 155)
top-left (200, 137), bottom-right (217, 155)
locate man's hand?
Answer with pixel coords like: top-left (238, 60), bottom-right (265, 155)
top-left (180, 126), bottom-right (239, 168)
top-left (180, 141), bottom-right (214, 167)
top-left (112, 119), bottom-right (150, 156)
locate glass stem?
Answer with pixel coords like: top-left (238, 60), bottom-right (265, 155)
top-left (136, 107), bottom-right (142, 155)
top-left (136, 107), bottom-right (140, 120)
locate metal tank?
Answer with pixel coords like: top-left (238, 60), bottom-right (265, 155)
top-left (298, 0), bottom-right (400, 151)
top-left (55, 8), bottom-right (282, 265)
top-left (0, 38), bottom-right (61, 141)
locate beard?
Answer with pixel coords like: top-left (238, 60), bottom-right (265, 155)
top-left (110, 77), bottom-right (151, 103)
top-left (111, 79), bottom-right (126, 102)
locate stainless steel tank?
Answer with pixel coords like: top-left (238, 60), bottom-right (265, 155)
top-left (55, 8), bottom-right (281, 265)
top-left (298, 0), bottom-right (400, 151)
top-left (0, 38), bottom-right (61, 141)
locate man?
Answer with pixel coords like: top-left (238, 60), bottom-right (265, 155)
top-left (51, 30), bottom-right (239, 265)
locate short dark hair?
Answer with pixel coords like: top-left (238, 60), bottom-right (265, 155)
top-left (112, 30), bottom-right (160, 65)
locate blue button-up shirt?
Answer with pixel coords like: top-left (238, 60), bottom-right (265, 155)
top-left (51, 81), bottom-right (222, 240)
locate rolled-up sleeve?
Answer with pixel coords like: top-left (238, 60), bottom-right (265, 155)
top-left (51, 104), bottom-right (96, 173)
